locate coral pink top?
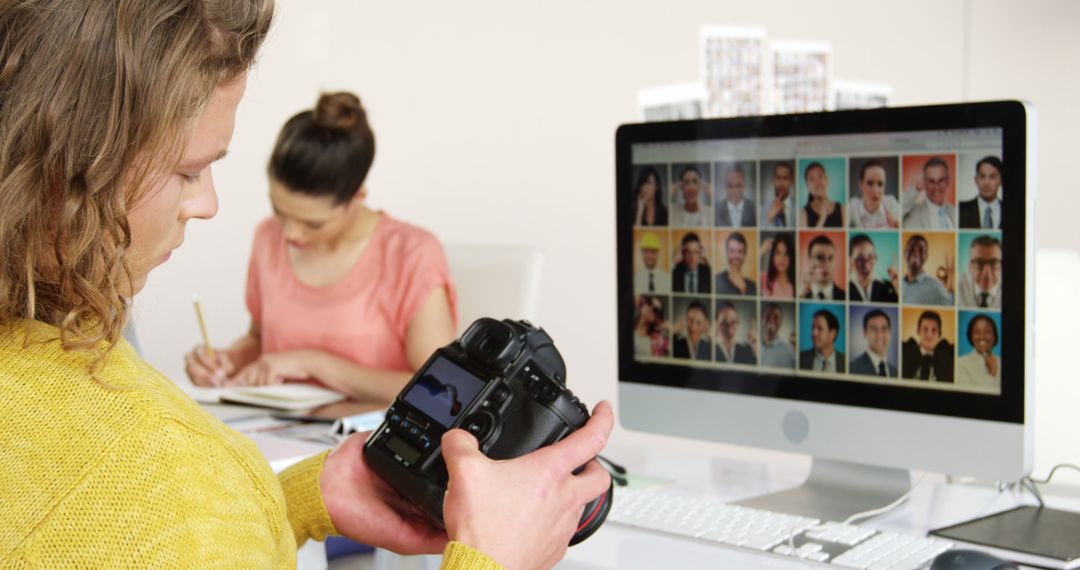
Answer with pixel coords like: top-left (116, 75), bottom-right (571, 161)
top-left (245, 213), bottom-right (457, 374)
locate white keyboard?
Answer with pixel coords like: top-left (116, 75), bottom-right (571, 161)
top-left (610, 488), bottom-right (954, 569)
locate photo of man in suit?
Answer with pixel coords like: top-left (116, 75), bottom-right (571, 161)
top-left (715, 163), bottom-right (757, 228)
top-left (957, 235), bottom-right (1002, 309)
top-left (633, 232), bottom-right (671, 295)
top-left (848, 234), bottom-right (898, 302)
top-left (672, 232), bottom-right (712, 293)
top-left (850, 309), bottom-right (898, 377)
top-left (902, 156), bottom-right (956, 229)
top-left (761, 161), bottom-right (795, 228)
top-left (902, 310), bottom-right (955, 382)
top-left (799, 309), bottom-right (845, 373)
top-left (959, 156), bottom-right (1003, 229)
top-left (672, 300), bottom-right (711, 361)
top-left (714, 301), bottom-right (756, 364)
top-left (801, 235), bottom-right (845, 300)
top-left (715, 232), bottom-right (757, 295)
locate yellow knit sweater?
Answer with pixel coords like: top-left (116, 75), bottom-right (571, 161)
top-left (0, 321), bottom-right (500, 569)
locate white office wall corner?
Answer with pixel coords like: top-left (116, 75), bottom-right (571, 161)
top-left (1033, 249), bottom-right (1080, 486)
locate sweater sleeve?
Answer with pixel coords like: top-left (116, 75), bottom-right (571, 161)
top-left (441, 541), bottom-right (504, 570)
top-left (278, 453), bottom-right (505, 569)
top-left (278, 450), bottom-right (338, 546)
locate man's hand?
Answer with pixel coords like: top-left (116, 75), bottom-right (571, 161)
top-left (321, 433), bottom-right (448, 554)
top-left (441, 401), bottom-right (614, 570)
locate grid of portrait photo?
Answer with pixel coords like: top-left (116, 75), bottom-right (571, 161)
top-left (630, 143), bottom-right (1005, 395)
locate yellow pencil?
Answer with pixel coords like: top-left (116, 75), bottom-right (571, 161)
top-left (192, 293), bottom-right (215, 360)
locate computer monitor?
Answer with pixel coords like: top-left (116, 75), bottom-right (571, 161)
top-left (616, 101), bottom-right (1034, 521)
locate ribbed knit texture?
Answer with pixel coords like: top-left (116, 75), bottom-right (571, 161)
top-left (442, 542), bottom-right (504, 570)
top-left (0, 321), bottom-right (497, 569)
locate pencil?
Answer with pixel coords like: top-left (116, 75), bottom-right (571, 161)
top-left (192, 293), bottom-right (215, 361)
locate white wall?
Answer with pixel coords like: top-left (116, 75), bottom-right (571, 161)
top-left (136, 0), bottom-right (1080, 483)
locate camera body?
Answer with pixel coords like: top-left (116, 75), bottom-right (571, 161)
top-left (363, 318), bottom-right (610, 545)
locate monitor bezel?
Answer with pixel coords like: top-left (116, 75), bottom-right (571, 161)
top-left (616, 101), bottom-right (1028, 425)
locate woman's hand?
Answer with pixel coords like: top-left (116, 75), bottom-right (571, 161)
top-left (635, 193), bottom-right (648, 225)
top-left (982, 352), bottom-right (999, 378)
top-left (231, 351), bottom-right (311, 386)
top-left (184, 346), bottom-right (235, 387)
top-left (321, 432), bottom-right (448, 554)
top-left (884, 205), bottom-right (899, 228)
top-left (441, 401), bottom-right (614, 570)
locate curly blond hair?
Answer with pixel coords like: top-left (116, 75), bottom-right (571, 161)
top-left (0, 0), bottom-right (273, 352)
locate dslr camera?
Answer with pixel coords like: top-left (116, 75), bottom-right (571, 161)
top-left (363, 318), bottom-right (611, 545)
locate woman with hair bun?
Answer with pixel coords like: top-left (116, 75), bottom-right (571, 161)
top-left (184, 92), bottom-right (457, 403)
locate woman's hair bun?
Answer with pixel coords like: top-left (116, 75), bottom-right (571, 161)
top-left (313, 91), bottom-right (367, 131)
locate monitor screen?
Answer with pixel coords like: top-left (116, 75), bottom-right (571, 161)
top-left (618, 102), bottom-right (1029, 427)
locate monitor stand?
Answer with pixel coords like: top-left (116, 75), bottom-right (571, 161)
top-left (733, 457), bottom-right (911, 523)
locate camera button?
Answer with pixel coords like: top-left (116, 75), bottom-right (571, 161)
top-left (493, 387), bottom-right (511, 403)
top-left (463, 412), bottom-right (495, 441)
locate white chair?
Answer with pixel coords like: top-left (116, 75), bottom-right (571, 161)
top-left (444, 244), bottom-right (545, 334)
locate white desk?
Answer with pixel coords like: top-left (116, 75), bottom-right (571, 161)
top-left (203, 404), bottom-right (1072, 570)
top-left (376, 434), bottom-right (1074, 570)
top-left (556, 439), bottom-right (1075, 569)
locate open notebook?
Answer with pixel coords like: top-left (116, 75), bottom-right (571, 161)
top-left (184, 383), bottom-right (346, 411)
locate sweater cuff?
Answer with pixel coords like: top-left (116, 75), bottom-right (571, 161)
top-left (279, 450), bottom-right (338, 546)
top-left (441, 541), bottom-right (504, 570)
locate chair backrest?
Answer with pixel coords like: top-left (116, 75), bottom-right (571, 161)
top-left (444, 244), bottom-right (544, 335)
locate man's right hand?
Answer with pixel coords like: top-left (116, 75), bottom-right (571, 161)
top-left (184, 346), bottom-right (234, 387)
top-left (441, 401), bottom-right (614, 570)
top-left (767, 198), bottom-right (784, 221)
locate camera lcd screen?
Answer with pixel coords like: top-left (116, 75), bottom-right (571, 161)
top-left (403, 355), bottom-right (488, 428)
top-left (385, 435), bottom-right (421, 464)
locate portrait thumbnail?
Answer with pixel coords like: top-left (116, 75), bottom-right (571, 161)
top-left (848, 305), bottom-right (899, 378)
top-left (631, 164), bottom-right (670, 227)
top-left (714, 229), bottom-right (758, 296)
top-left (759, 301), bottom-right (796, 370)
top-left (848, 231), bottom-right (899, 303)
top-left (957, 153), bottom-right (1004, 229)
top-left (799, 231), bottom-right (846, 301)
top-left (760, 232), bottom-right (796, 299)
top-left (900, 231), bottom-right (955, 307)
top-left (633, 229), bottom-right (672, 295)
top-left (759, 160), bottom-right (796, 229)
top-left (714, 160), bottom-right (758, 228)
top-left (956, 311), bottom-right (1002, 392)
top-left (670, 229), bottom-right (712, 294)
top-left (633, 294), bottom-right (671, 358)
top-left (670, 162), bottom-right (713, 228)
top-left (798, 303), bottom-right (846, 373)
top-left (797, 157), bottom-right (846, 228)
top-left (714, 299), bottom-right (757, 365)
top-left (848, 156), bottom-right (900, 229)
top-left (957, 232), bottom-right (1002, 309)
top-left (900, 307), bottom-right (956, 382)
top-left (901, 154), bottom-right (957, 230)
top-left (671, 296), bottom-right (712, 361)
